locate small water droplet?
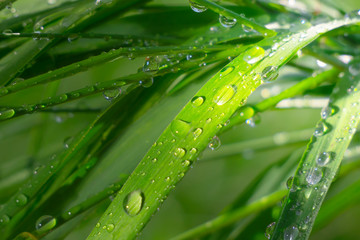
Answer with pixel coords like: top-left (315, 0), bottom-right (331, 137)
top-left (213, 85), bottom-right (237, 106)
top-left (186, 52), bottom-right (207, 61)
top-left (349, 62), bottom-right (360, 76)
top-left (0, 215), bottom-right (10, 224)
top-left (170, 119), bottom-right (191, 138)
top-left (35, 215), bottom-right (57, 233)
top-left (189, 0), bottom-right (207, 13)
top-left (284, 225), bottom-right (299, 240)
top-left (143, 56), bottom-right (159, 74)
top-left (243, 46), bottom-right (265, 64)
top-left (15, 194), bottom-right (27, 206)
top-left (321, 105), bottom-right (334, 119)
top-left (265, 222), bottom-right (276, 239)
top-left (220, 66), bottom-right (234, 77)
top-left (0, 108), bottom-right (15, 120)
top-left (189, 148), bottom-right (197, 154)
top-left (317, 152), bottom-right (332, 166)
top-left (219, 15), bottom-right (237, 28)
top-left (123, 190), bottom-right (145, 216)
top-left (191, 96), bottom-right (205, 107)
top-left (103, 89), bottom-right (121, 101)
top-left (208, 136), bottom-right (221, 150)
top-left (139, 77), bottom-right (154, 88)
top-left (174, 148), bottom-right (186, 158)
top-left (313, 121), bottom-right (329, 137)
top-left (261, 66), bottom-right (279, 82)
top-left (242, 24), bottom-right (254, 32)
top-left (306, 167), bottom-right (322, 185)
top-left (106, 223), bottom-right (115, 232)
top-left (63, 136), bottom-right (73, 149)
top-left (182, 160), bottom-right (191, 167)
top-left (193, 128), bottom-right (203, 139)
top-left (286, 176), bottom-right (293, 189)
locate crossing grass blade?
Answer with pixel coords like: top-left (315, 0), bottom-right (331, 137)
top-left (86, 17), bottom-right (360, 240)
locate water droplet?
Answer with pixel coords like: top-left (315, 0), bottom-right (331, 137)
top-left (186, 52), bottom-right (207, 61)
top-left (349, 62), bottom-right (360, 76)
top-left (242, 24), bottom-right (254, 32)
top-left (0, 215), bottom-right (10, 224)
top-left (213, 85), bottom-right (237, 106)
top-left (317, 152), bottom-right (332, 166)
top-left (193, 128), bottom-right (203, 139)
top-left (345, 9), bottom-right (360, 21)
top-left (0, 108), bottom-right (15, 120)
top-left (143, 56), bottom-right (159, 74)
top-left (243, 46), bottom-right (265, 64)
top-left (284, 226), bottom-right (299, 240)
top-left (219, 15), bottom-right (237, 28)
top-left (63, 136), bottom-right (73, 149)
top-left (321, 105), bottom-right (334, 119)
top-left (313, 121), bottom-right (329, 137)
top-left (15, 194), bottom-right (27, 206)
top-left (189, 148), bottom-right (197, 154)
top-left (261, 66), bottom-right (279, 82)
top-left (189, 0), bottom-right (207, 13)
top-left (182, 160), bottom-right (191, 167)
top-left (265, 222), bottom-right (276, 239)
top-left (106, 223), bottom-right (115, 232)
top-left (208, 136), bottom-right (221, 150)
top-left (35, 215), bottom-right (57, 233)
top-left (123, 190), bottom-right (145, 216)
top-left (286, 176), bottom-right (293, 189)
top-left (174, 148), bottom-right (186, 158)
top-left (139, 77), bottom-right (154, 88)
top-left (191, 96), bottom-right (205, 107)
top-left (103, 89), bottom-right (121, 101)
top-left (306, 167), bottom-right (322, 185)
top-left (152, 158), bottom-right (157, 163)
top-left (170, 119), bottom-right (191, 138)
top-left (220, 66), bottom-right (234, 77)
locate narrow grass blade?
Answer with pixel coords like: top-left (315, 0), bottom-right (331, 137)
top-left (86, 17), bottom-right (360, 240)
top-left (270, 69), bottom-right (360, 239)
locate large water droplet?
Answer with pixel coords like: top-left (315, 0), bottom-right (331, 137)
top-left (349, 62), bottom-right (360, 76)
top-left (103, 89), bottom-right (121, 101)
top-left (170, 119), bottom-right (191, 138)
top-left (208, 136), bottom-right (221, 150)
top-left (220, 66), bottom-right (234, 77)
top-left (123, 190), bottom-right (145, 216)
top-left (143, 56), bottom-right (159, 74)
top-left (193, 128), bottom-right (203, 139)
top-left (15, 194), bottom-right (27, 206)
top-left (174, 148), bottom-right (186, 158)
top-left (321, 105), bottom-right (334, 119)
top-left (286, 176), bottom-right (293, 189)
top-left (191, 96), bottom-right (205, 107)
top-left (306, 167), bottom-right (322, 185)
top-left (313, 121), bottom-right (329, 137)
top-left (0, 108), bottom-right (15, 120)
top-left (265, 222), bottom-right (276, 239)
top-left (213, 85), bottom-right (237, 106)
top-left (261, 66), bottom-right (279, 82)
top-left (139, 77), bottom-right (154, 88)
top-left (189, 0), bottom-right (207, 13)
top-left (219, 15), bottom-right (237, 28)
top-left (35, 215), bottom-right (57, 233)
top-left (284, 226), bottom-right (299, 240)
top-left (243, 46), bottom-right (265, 64)
top-left (106, 223), bottom-right (115, 232)
top-left (317, 152), bottom-right (332, 166)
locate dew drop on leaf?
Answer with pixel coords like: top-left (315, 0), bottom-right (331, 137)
top-left (191, 96), bottom-right (205, 107)
top-left (103, 89), bottom-right (121, 101)
top-left (261, 66), bottom-right (279, 82)
top-left (317, 152), bottom-right (332, 166)
top-left (208, 136), bottom-right (221, 150)
top-left (174, 148), bottom-right (186, 158)
top-left (189, 148), bottom-right (197, 154)
top-left (306, 167), bottom-right (322, 185)
top-left (220, 66), bottom-right (234, 77)
top-left (213, 85), bottom-right (237, 106)
top-left (265, 222), bottom-right (276, 239)
top-left (35, 215), bottom-right (57, 232)
top-left (349, 62), bottom-right (360, 76)
top-left (286, 176), bottom-right (293, 189)
top-left (106, 223), bottom-right (115, 232)
top-left (0, 215), bottom-right (10, 224)
top-left (243, 46), bottom-right (265, 64)
top-left (193, 128), bottom-right (203, 139)
top-left (284, 226), bottom-right (299, 240)
top-left (219, 15), bottom-right (237, 28)
top-left (170, 119), bottom-right (191, 138)
top-left (313, 121), bottom-right (329, 137)
top-left (242, 24), bottom-right (254, 32)
top-left (143, 56), bottom-right (159, 74)
top-left (186, 52), bottom-right (207, 61)
top-left (15, 194), bottom-right (28, 206)
top-left (0, 108), bottom-right (15, 120)
top-left (189, 0), bottom-right (207, 13)
top-left (139, 77), bottom-right (154, 88)
top-left (321, 105), bottom-right (334, 119)
top-left (123, 190), bottom-right (145, 216)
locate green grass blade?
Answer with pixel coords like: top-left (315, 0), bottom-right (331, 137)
top-left (86, 17), bottom-right (360, 240)
top-left (270, 68), bottom-right (360, 239)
